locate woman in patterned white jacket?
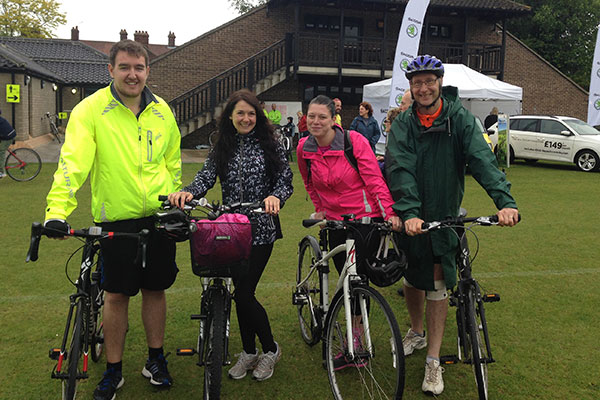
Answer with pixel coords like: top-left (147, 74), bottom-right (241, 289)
top-left (168, 89), bottom-right (293, 382)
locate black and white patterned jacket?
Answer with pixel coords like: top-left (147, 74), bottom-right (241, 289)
top-left (183, 130), bottom-right (294, 245)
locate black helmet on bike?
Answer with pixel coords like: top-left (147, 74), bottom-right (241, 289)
top-left (364, 248), bottom-right (406, 287)
top-left (155, 208), bottom-right (191, 242)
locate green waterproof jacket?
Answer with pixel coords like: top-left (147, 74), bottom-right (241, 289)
top-left (45, 85), bottom-right (182, 223)
top-left (385, 86), bottom-right (517, 290)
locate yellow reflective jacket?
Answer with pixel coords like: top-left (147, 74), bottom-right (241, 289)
top-left (45, 85), bottom-right (182, 222)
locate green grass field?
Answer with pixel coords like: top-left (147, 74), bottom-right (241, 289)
top-left (1, 159), bottom-right (599, 399)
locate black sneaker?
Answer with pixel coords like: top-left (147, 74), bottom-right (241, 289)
top-left (93, 367), bottom-right (124, 400)
top-left (141, 353), bottom-right (173, 387)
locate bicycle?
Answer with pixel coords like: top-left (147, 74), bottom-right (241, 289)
top-left (422, 209), bottom-right (520, 400)
top-left (156, 195), bottom-right (262, 400)
top-left (292, 215), bottom-right (405, 399)
top-left (45, 112), bottom-right (62, 143)
top-left (4, 143), bottom-right (42, 181)
top-left (26, 222), bottom-right (149, 400)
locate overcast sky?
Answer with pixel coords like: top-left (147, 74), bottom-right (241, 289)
top-left (54, 0), bottom-right (238, 45)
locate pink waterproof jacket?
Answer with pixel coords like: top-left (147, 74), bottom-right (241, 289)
top-left (297, 126), bottom-right (397, 221)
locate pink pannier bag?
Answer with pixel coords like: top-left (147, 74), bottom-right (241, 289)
top-left (190, 213), bottom-right (254, 276)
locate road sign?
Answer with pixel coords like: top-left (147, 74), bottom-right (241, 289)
top-left (6, 84), bottom-right (20, 103)
top-left (58, 112), bottom-right (68, 119)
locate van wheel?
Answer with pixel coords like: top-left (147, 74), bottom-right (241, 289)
top-left (575, 150), bottom-right (599, 172)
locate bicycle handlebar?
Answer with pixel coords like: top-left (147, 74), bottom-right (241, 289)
top-left (421, 214), bottom-right (521, 232)
top-left (158, 195), bottom-right (264, 216)
top-left (302, 216), bottom-right (394, 231)
top-left (26, 222), bottom-right (150, 266)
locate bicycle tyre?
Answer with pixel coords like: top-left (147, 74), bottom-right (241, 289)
top-left (90, 283), bottom-right (104, 362)
top-left (5, 148), bottom-right (42, 182)
top-left (203, 290), bottom-right (226, 400)
top-left (63, 300), bottom-right (84, 400)
top-left (296, 237), bottom-right (323, 346)
top-left (325, 285), bottom-right (404, 400)
top-left (466, 287), bottom-right (489, 400)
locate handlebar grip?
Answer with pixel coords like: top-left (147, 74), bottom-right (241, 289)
top-left (302, 219), bottom-right (324, 228)
top-left (26, 222), bottom-right (43, 262)
top-left (158, 195), bottom-right (169, 202)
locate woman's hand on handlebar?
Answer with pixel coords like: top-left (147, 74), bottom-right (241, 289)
top-left (496, 208), bottom-right (519, 227)
top-left (404, 217), bottom-right (424, 236)
top-left (263, 195), bottom-right (281, 215)
top-left (168, 191), bottom-right (194, 210)
top-left (387, 215), bottom-right (402, 232)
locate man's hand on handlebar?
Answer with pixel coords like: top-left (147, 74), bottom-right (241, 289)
top-left (168, 191), bottom-right (194, 210)
top-left (404, 217), bottom-right (424, 236)
top-left (496, 208), bottom-right (519, 227)
top-left (43, 219), bottom-right (70, 239)
top-left (263, 195), bottom-right (281, 215)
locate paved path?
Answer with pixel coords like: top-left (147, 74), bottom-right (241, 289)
top-left (13, 133), bottom-right (208, 164)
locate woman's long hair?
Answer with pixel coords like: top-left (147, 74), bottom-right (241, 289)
top-left (213, 89), bottom-right (283, 181)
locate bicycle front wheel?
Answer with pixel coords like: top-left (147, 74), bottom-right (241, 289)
top-left (203, 290), bottom-right (226, 400)
top-left (63, 300), bottom-right (84, 400)
top-left (296, 237), bottom-right (323, 346)
top-left (325, 285), bottom-right (404, 400)
top-left (466, 287), bottom-right (489, 400)
top-left (5, 148), bottom-right (41, 181)
top-left (90, 282), bottom-right (104, 362)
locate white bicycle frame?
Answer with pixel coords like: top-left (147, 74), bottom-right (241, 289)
top-left (297, 219), bottom-right (397, 359)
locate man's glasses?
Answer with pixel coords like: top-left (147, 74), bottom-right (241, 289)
top-left (410, 77), bottom-right (439, 88)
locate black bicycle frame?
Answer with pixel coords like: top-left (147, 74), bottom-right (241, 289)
top-left (195, 279), bottom-right (232, 367)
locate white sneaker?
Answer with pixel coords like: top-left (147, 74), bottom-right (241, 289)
top-left (402, 329), bottom-right (427, 356)
top-left (228, 350), bottom-right (259, 379)
top-left (252, 342), bottom-right (281, 381)
top-left (422, 359), bottom-right (445, 395)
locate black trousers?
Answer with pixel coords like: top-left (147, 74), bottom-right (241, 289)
top-left (232, 243), bottom-right (277, 354)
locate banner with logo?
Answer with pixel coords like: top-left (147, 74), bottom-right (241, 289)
top-left (496, 114), bottom-right (510, 169)
top-left (587, 25), bottom-right (600, 127)
top-left (388, 0), bottom-right (431, 108)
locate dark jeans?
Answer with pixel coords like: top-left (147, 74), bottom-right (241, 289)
top-left (233, 243), bottom-right (277, 354)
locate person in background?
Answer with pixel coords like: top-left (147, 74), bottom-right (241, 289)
top-left (43, 40), bottom-right (182, 400)
top-left (399, 89), bottom-right (413, 112)
top-left (168, 89), bottom-right (293, 382)
top-left (0, 109), bottom-right (16, 179)
top-left (386, 54), bottom-right (519, 396)
top-left (349, 101), bottom-right (381, 153)
top-left (283, 116), bottom-right (297, 148)
top-left (333, 98), bottom-right (343, 127)
top-left (260, 101), bottom-right (269, 118)
top-left (484, 106), bottom-right (499, 130)
top-left (268, 103), bottom-right (282, 126)
top-left (297, 110), bottom-right (308, 138)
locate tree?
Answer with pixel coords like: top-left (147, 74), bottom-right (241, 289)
top-left (0, 0), bottom-right (66, 38)
top-left (507, 0), bottom-right (600, 89)
top-left (228, 0), bottom-right (267, 14)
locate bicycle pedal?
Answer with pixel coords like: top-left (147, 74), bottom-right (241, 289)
top-left (483, 293), bottom-right (500, 302)
top-left (292, 291), bottom-right (308, 306)
top-left (49, 348), bottom-right (62, 360)
top-left (177, 348), bottom-right (197, 356)
top-left (440, 355), bottom-right (459, 365)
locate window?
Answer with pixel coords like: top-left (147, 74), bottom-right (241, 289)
top-left (512, 119), bottom-right (538, 132)
top-left (540, 120), bottom-right (568, 135)
top-left (428, 24), bottom-right (451, 39)
top-left (304, 15), bottom-right (341, 32)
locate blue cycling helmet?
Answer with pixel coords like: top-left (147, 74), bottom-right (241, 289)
top-left (405, 55), bottom-right (445, 80)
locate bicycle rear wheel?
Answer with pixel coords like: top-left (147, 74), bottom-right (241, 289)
top-left (63, 300), bottom-right (84, 400)
top-left (466, 287), bottom-right (489, 400)
top-left (203, 290), bottom-right (226, 400)
top-left (5, 148), bottom-right (41, 181)
top-left (296, 237), bottom-right (323, 346)
top-left (325, 285), bottom-right (404, 399)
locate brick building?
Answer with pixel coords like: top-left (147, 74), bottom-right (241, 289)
top-left (147, 0), bottom-right (588, 144)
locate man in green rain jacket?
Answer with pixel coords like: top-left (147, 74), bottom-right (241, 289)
top-left (385, 55), bottom-right (519, 396)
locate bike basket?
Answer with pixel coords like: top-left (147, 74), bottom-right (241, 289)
top-left (190, 213), bottom-right (254, 277)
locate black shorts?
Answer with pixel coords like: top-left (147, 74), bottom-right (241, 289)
top-left (98, 217), bottom-right (178, 296)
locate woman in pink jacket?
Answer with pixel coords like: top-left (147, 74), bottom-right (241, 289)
top-left (297, 95), bottom-right (400, 268)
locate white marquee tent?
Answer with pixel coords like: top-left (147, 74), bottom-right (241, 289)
top-left (363, 64), bottom-right (523, 153)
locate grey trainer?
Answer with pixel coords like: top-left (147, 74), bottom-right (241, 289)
top-left (228, 350), bottom-right (259, 380)
top-left (252, 342), bottom-right (282, 381)
top-left (403, 328), bottom-right (427, 356)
